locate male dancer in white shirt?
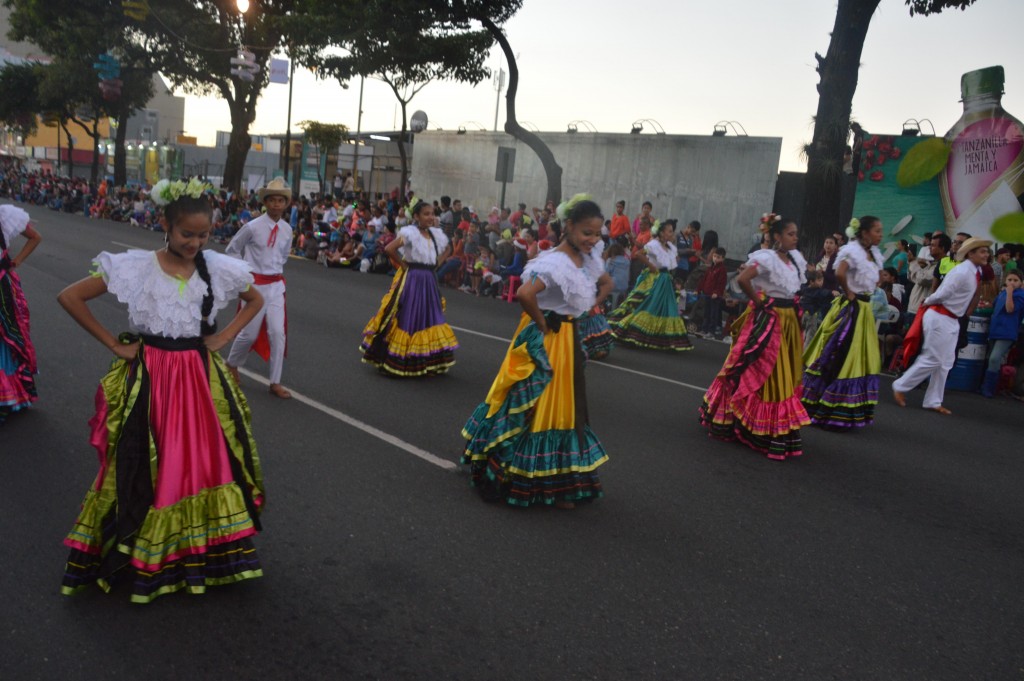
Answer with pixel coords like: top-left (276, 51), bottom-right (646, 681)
top-left (226, 178), bottom-right (294, 398)
top-left (893, 237), bottom-right (991, 415)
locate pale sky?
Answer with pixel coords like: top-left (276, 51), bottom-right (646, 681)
top-left (181, 0), bottom-right (1024, 173)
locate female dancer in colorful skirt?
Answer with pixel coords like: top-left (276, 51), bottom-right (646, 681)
top-left (699, 215), bottom-right (811, 460)
top-left (801, 216), bottom-right (883, 428)
top-left (360, 199), bottom-right (459, 376)
top-left (608, 219), bottom-right (692, 351)
top-left (57, 181), bottom-right (266, 603)
top-left (462, 195), bottom-right (613, 508)
top-left (0, 204), bottom-right (41, 424)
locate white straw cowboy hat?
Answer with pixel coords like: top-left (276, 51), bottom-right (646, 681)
top-left (258, 177), bottom-right (292, 202)
top-left (955, 237), bottom-right (993, 261)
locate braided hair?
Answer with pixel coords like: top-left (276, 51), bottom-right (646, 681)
top-left (164, 195), bottom-right (217, 336)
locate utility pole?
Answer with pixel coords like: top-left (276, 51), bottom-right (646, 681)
top-left (353, 76), bottom-right (364, 193)
top-left (493, 66), bottom-right (505, 132)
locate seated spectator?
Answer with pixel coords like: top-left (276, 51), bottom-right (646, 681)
top-left (474, 245), bottom-right (502, 296)
top-left (522, 228), bottom-right (540, 259)
top-left (326, 232), bottom-right (363, 268)
top-left (302, 229), bottom-right (321, 259)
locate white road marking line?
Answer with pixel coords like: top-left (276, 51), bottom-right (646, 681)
top-left (112, 241), bottom-right (142, 249)
top-left (449, 324), bottom-right (708, 393)
top-left (238, 367), bottom-right (459, 472)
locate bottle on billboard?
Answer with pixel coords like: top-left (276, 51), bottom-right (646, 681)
top-left (940, 66), bottom-right (1024, 241)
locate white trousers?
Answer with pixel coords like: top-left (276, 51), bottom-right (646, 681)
top-left (892, 309), bottom-right (958, 408)
top-left (227, 280), bottom-right (286, 384)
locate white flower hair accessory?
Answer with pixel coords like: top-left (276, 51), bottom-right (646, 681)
top-left (151, 178), bottom-right (212, 207)
top-left (555, 193), bottom-right (592, 222)
top-left (845, 218), bottom-right (860, 239)
top-left (759, 212), bottom-right (781, 234)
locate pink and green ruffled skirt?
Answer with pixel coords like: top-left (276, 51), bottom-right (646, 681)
top-left (0, 263), bottom-right (37, 423)
top-left (699, 301), bottom-right (810, 460)
top-left (61, 336), bottom-right (265, 603)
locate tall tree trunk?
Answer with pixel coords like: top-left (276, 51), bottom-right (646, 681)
top-left (60, 120), bottom-right (74, 178)
top-left (397, 99), bottom-right (409, 199)
top-left (90, 117), bottom-right (101, 185)
top-left (479, 16), bottom-right (562, 205)
top-left (72, 117), bottom-right (100, 184)
top-left (801, 0), bottom-right (880, 255)
top-left (223, 98), bottom-right (253, 193)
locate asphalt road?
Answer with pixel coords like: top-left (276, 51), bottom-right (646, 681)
top-left (2, 206), bottom-right (1022, 681)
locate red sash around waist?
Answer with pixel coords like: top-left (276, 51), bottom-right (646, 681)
top-left (252, 273), bottom-right (285, 285)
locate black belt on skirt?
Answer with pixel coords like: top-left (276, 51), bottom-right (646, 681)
top-left (406, 262), bottom-right (435, 271)
top-left (139, 334), bottom-right (205, 351)
top-left (542, 311), bottom-right (576, 333)
top-left (854, 293), bottom-right (871, 303)
top-left (659, 267), bottom-right (669, 273)
top-left (771, 298), bottom-right (796, 309)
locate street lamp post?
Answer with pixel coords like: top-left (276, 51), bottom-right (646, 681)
top-left (283, 55), bottom-right (295, 185)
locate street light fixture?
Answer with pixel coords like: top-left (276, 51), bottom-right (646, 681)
top-left (567, 120), bottom-right (597, 133)
top-left (712, 120), bottom-right (748, 137)
top-left (901, 118), bottom-right (936, 136)
top-left (236, 0), bottom-right (250, 12)
top-left (631, 119), bottom-right (666, 135)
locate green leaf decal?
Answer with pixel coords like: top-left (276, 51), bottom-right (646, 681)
top-left (896, 137), bottom-right (951, 188)
top-left (990, 211), bottom-right (1024, 243)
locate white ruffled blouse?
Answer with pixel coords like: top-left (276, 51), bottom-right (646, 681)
top-left (93, 249), bottom-right (254, 338)
top-left (0, 205), bottom-right (31, 248)
top-left (835, 242), bottom-right (883, 295)
top-left (399, 225), bottom-right (449, 265)
top-left (644, 239), bottom-right (678, 270)
top-left (746, 248), bottom-right (807, 299)
top-left (522, 241), bottom-right (605, 317)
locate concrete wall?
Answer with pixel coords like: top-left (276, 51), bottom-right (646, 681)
top-left (411, 131), bottom-right (782, 258)
top-left (124, 75), bottom-right (186, 145)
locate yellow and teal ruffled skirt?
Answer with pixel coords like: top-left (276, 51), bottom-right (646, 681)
top-left (608, 270), bottom-right (691, 351)
top-left (461, 313), bottom-right (608, 506)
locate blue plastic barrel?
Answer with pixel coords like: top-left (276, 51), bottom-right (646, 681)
top-left (945, 313), bottom-right (989, 392)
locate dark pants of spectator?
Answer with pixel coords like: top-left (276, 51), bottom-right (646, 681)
top-left (435, 258), bottom-right (461, 284)
top-left (701, 295), bottom-right (723, 336)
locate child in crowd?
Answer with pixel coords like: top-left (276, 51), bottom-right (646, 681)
top-left (697, 247), bottom-right (727, 339)
top-left (982, 270), bottom-right (1024, 397)
top-left (603, 242), bottom-right (630, 309)
top-left (798, 269), bottom-right (833, 346)
top-left (469, 245), bottom-right (497, 296)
